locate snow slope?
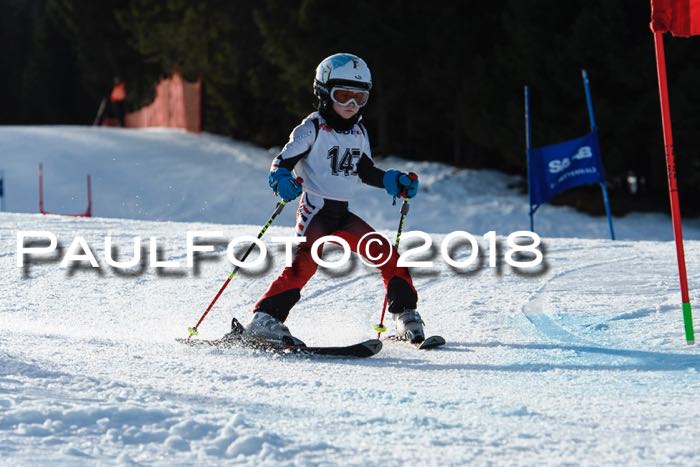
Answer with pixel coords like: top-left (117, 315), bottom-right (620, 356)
top-left (2, 127), bottom-right (700, 465)
top-left (2, 126), bottom-right (699, 240)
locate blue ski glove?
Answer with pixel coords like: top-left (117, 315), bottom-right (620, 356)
top-left (269, 168), bottom-right (302, 201)
top-left (383, 170), bottom-right (419, 198)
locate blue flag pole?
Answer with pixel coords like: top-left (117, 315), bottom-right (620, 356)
top-left (525, 85), bottom-right (535, 232)
top-left (581, 69), bottom-right (615, 240)
top-left (0, 169), bottom-right (4, 212)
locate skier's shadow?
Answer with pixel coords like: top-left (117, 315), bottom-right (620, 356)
top-left (343, 340), bottom-right (700, 373)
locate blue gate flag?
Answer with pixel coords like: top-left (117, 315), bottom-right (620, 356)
top-left (528, 131), bottom-right (604, 209)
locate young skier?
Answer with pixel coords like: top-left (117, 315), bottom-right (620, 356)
top-left (245, 53), bottom-right (426, 345)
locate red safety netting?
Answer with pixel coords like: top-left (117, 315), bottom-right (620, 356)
top-left (124, 71), bottom-right (201, 133)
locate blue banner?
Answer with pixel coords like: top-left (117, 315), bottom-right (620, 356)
top-left (528, 131), bottom-right (604, 209)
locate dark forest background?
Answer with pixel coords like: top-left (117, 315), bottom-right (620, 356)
top-left (2, 0), bottom-right (700, 215)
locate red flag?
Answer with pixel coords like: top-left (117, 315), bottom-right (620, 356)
top-left (651, 0), bottom-right (700, 36)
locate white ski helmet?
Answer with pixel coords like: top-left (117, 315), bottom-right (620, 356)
top-left (313, 53), bottom-right (372, 102)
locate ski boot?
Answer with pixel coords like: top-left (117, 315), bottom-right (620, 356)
top-left (244, 311), bottom-right (305, 346)
top-left (393, 309), bottom-right (425, 344)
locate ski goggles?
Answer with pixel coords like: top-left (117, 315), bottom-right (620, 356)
top-left (329, 86), bottom-right (370, 107)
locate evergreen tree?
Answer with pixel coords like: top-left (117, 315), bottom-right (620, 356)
top-left (2, 0), bottom-right (699, 212)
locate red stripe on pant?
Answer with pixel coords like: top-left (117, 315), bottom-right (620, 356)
top-left (254, 212), bottom-right (415, 315)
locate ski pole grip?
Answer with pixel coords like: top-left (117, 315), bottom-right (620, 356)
top-left (295, 177), bottom-right (304, 185)
top-left (400, 200), bottom-right (410, 215)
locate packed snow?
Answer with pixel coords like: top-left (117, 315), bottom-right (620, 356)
top-left (1, 126), bottom-right (700, 465)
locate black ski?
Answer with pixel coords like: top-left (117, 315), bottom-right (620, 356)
top-left (386, 334), bottom-right (446, 350)
top-left (416, 335), bottom-right (446, 350)
top-left (176, 334), bottom-right (382, 358)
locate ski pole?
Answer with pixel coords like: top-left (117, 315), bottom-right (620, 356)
top-left (186, 187), bottom-right (298, 339)
top-left (374, 173), bottom-right (417, 338)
